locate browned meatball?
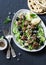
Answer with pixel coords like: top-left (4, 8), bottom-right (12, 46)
top-left (21, 35), bottom-right (27, 40)
top-left (16, 21), bottom-right (22, 26)
top-left (27, 25), bottom-right (31, 29)
top-left (22, 27), bottom-right (26, 31)
top-left (26, 40), bottom-right (33, 44)
top-left (27, 29), bottom-right (32, 35)
top-left (24, 20), bottom-right (29, 26)
top-left (31, 34), bottom-right (36, 41)
top-left (30, 24), bottom-right (36, 29)
top-left (32, 42), bottom-right (39, 49)
top-left (20, 14), bottom-right (26, 20)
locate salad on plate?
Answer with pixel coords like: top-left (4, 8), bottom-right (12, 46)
top-left (12, 9), bottom-right (46, 51)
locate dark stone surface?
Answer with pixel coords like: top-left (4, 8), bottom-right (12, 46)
top-left (0, 0), bottom-right (46, 65)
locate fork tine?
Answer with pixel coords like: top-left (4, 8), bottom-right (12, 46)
top-left (3, 29), bottom-right (9, 36)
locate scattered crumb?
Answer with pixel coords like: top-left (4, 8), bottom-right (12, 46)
top-left (17, 58), bottom-right (20, 61)
top-left (18, 52), bottom-right (21, 56)
top-left (8, 16), bottom-right (10, 18)
top-left (8, 12), bottom-right (12, 15)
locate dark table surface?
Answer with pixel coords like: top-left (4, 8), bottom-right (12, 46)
top-left (0, 0), bottom-right (46, 65)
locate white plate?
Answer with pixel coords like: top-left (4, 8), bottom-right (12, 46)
top-left (11, 9), bottom-right (46, 52)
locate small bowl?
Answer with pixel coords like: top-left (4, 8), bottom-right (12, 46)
top-left (0, 39), bottom-right (7, 50)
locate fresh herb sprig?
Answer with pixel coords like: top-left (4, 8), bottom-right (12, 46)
top-left (30, 14), bottom-right (37, 18)
top-left (4, 16), bottom-right (11, 24)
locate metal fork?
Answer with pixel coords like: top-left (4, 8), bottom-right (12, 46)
top-left (3, 29), bottom-right (16, 59)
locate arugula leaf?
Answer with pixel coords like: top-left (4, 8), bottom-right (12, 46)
top-left (4, 16), bottom-right (11, 24)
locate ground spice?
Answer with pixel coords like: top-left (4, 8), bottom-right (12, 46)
top-left (0, 42), bottom-right (5, 47)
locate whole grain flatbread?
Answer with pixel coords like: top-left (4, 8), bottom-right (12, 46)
top-left (36, 0), bottom-right (46, 7)
top-left (27, 0), bottom-right (46, 14)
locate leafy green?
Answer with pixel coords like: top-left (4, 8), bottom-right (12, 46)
top-left (40, 36), bottom-right (45, 43)
top-left (30, 14), bottom-right (37, 18)
top-left (28, 45), bottom-right (33, 50)
top-left (17, 39), bottom-right (23, 46)
top-left (15, 32), bottom-right (20, 37)
top-left (13, 27), bottom-right (18, 34)
top-left (4, 16), bottom-right (11, 24)
top-left (37, 25), bottom-right (45, 44)
top-left (25, 13), bottom-right (32, 21)
top-left (13, 22), bottom-right (18, 34)
top-left (21, 19), bottom-right (24, 27)
top-left (0, 36), bottom-right (4, 39)
top-left (38, 27), bottom-right (44, 36)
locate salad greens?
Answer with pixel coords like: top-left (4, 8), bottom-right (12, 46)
top-left (0, 36), bottom-right (4, 39)
top-left (26, 13), bottom-right (37, 21)
top-left (30, 14), bottom-right (37, 18)
top-left (28, 45), bottom-right (33, 50)
top-left (37, 25), bottom-right (45, 44)
top-left (12, 12), bottom-right (45, 50)
top-left (4, 16), bottom-right (11, 24)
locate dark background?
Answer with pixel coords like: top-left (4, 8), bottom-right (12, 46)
top-left (0, 0), bottom-right (46, 65)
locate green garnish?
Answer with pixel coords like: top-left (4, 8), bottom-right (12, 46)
top-left (0, 36), bottom-right (4, 39)
top-left (28, 45), bottom-right (33, 50)
top-left (30, 14), bottom-right (37, 18)
top-left (40, 36), bottom-right (45, 43)
top-left (37, 25), bottom-right (45, 44)
top-left (4, 16), bottom-right (11, 24)
top-left (13, 22), bottom-right (18, 34)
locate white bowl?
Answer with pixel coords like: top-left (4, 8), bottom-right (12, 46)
top-left (0, 39), bottom-right (7, 50)
top-left (11, 9), bottom-right (46, 52)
